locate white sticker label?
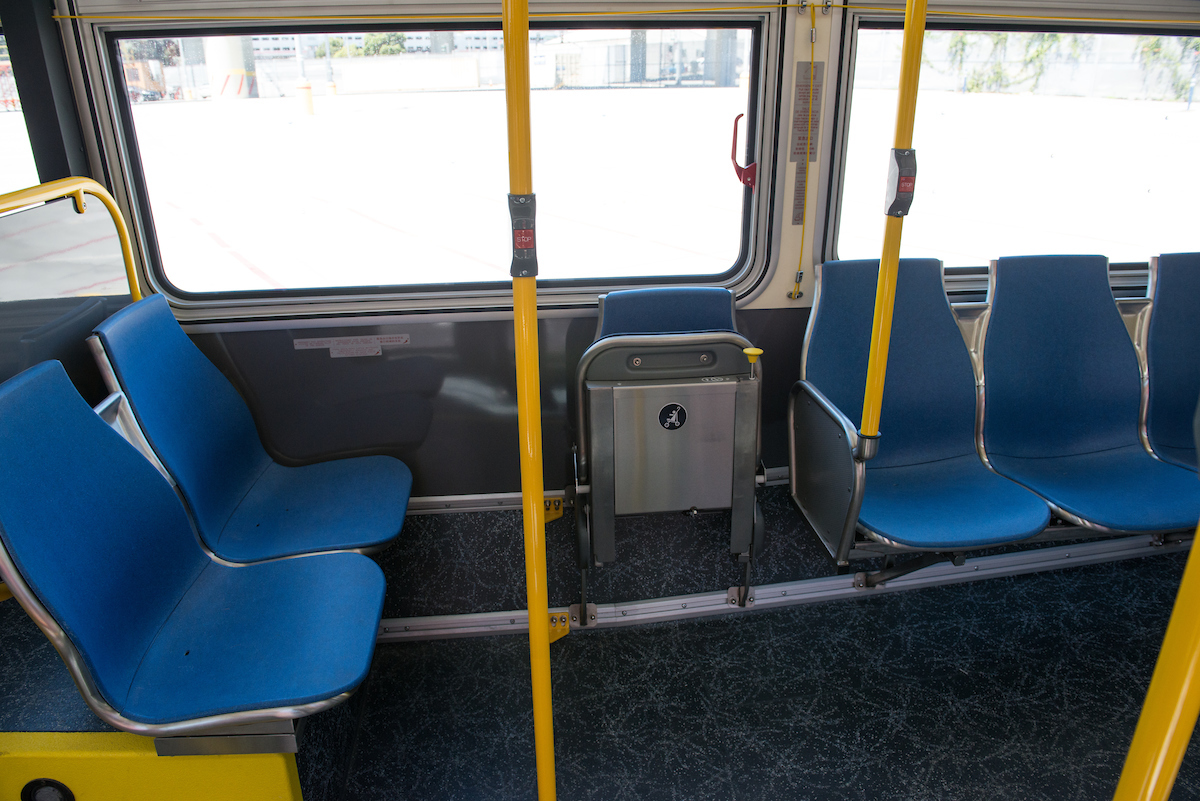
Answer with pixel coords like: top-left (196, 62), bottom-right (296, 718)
top-left (330, 345), bottom-right (383, 358)
top-left (292, 334), bottom-right (409, 357)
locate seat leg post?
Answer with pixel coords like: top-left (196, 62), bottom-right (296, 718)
top-left (738, 559), bottom-right (752, 607)
top-left (578, 567), bottom-right (589, 627)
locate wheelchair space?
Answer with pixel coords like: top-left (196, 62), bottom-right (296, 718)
top-left (295, 548), bottom-right (1200, 801)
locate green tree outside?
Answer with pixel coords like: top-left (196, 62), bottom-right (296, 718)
top-left (362, 33), bottom-right (407, 56)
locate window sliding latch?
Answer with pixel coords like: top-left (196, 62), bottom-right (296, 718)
top-left (731, 114), bottom-right (757, 191)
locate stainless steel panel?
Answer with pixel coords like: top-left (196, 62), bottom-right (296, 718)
top-left (611, 381), bottom-right (737, 515)
top-left (788, 380), bottom-right (863, 563)
top-left (588, 384), bottom-right (617, 563)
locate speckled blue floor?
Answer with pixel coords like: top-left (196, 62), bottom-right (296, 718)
top-left (5, 493), bottom-right (1200, 800)
top-left (298, 551), bottom-right (1200, 801)
top-left (378, 486), bottom-right (834, 618)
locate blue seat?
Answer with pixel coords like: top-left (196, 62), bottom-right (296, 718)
top-left (982, 255), bottom-right (1200, 532)
top-left (1146, 252), bottom-right (1200, 471)
top-left (791, 259), bottom-right (1049, 563)
top-left (573, 286), bottom-right (763, 609)
top-left (92, 295), bottom-right (412, 562)
top-left (0, 362), bottom-right (384, 731)
top-left (595, 286), bottom-right (739, 338)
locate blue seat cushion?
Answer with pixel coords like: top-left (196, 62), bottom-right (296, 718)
top-left (1155, 444), bottom-right (1198, 472)
top-left (598, 287), bottom-right (736, 337)
top-left (219, 457), bottom-right (412, 561)
top-left (96, 295), bottom-right (412, 561)
top-left (124, 552), bottom-right (384, 724)
top-left (860, 455), bottom-right (1051, 549)
top-left (1147, 252), bottom-right (1200, 472)
top-left (989, 445), bottom-right (1200, 532)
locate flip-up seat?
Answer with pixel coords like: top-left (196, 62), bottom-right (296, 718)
top-left (981, 255), bottom-right (1200, 532)
top-left (1145, 252), bottom-right (1200, 471)
top-left (0, 362), bottom-right (384, 734)
top-left (790, 259), bottom-right (1050, 566)
top-left (91, 294), bottom-right (411, 562)
top-left (572, 286), bottom-right (763, 609)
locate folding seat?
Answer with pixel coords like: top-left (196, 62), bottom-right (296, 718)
top-left (790, 259), bottom-right (1050, 570)
top-left (981, 255), bottom-right (1200, 532)
top-left (0, 362), bottom-right (384, 747)
top-left (572, 287), bottom-right (763, 610)
top-left (1144, 252), bottom-right (1200, 471)
top-left (90, 295), bottom-right (411, 562)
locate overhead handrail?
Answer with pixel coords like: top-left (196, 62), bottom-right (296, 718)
top-left (1114, 520), bottom-right (1200, 801)
top-left (0, 177), bottom-right (142, 301)
top-left (858, 0), bottom-right (926, 451)
top-left (500, 1), bottom-right (556, 799)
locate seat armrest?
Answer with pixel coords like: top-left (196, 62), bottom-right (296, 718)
top-left (788, 380), bottom-right (866, 565)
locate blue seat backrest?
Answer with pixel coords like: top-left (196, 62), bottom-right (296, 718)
top-left (804, 259), bottom-right (977, 469)
top-left (983, 255), bottom-right (1140, 458)
top-left (1148, 253), bottom-right (1200, 453)
top-left (0, 362), bottom-right (206, 712)
top-left (94, 295), bottom-right (272, 539)
top-left (597, 287), bottom-right (737, 338)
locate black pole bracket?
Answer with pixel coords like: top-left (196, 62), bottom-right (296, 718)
top-left (509, 194), bottom-right (538, 278)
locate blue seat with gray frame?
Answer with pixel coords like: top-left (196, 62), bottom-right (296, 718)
top-left (789, 259), bottom-right (1050, 580)
top-left (0, 361), bottom-right (384, 754)
top-left (1143, 252), bottom-right (1200, 471)
top-left (90, 294), bottom-right (412, 563)
top-left (980, 254), bottom-right (1200, 532)
top-left (571, 287), bottom-right (764, 618)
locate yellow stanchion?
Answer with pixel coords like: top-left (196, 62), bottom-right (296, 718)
top-left (296, 81), bottom-right (314, 115)
top-left (0, 177), bottom-right (142, 301)
top-left (859, 0), bottom-right (926, 439)
top-left (1114, 524), bottom-right (1200, 801)
top-left (500, 0), bottom-right (556, 795)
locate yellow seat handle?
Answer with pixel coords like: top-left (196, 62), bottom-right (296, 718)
top-left (743, 347), bottom-right (763, 365)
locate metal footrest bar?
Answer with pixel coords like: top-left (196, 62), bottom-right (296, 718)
top-left (376, 534), bottom-right (1190, 643)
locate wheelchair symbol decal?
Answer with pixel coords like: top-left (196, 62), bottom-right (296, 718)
top-left (659, 404), bottom-right (687, 430)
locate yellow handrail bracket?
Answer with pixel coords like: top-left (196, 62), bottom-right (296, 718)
top-left (0, 177), bottom-right (142, 301)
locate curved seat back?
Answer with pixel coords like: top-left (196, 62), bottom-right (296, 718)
top-left (0, 362), bottom-right (205, 714)
top-left (93, 295), bottom-right (272, 542)
top-left (804, 259), bottom-right (976, 469)
top-left (597, 286), bottom-right (737, 338)
top-left (983, 255), bottom-right (1139, 458)
top-left (1147, 253), bottom-right (1200, 468)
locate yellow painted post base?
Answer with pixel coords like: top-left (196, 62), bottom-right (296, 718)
top-left (297, 82), bottom-right (314, 115)
top-left (0, 733), bottom-right (303, 801)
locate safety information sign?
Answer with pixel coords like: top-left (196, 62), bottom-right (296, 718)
top-left (293, 334), bottom-right (410, 358)
top-left (791, 61), bottom-right (824, 225)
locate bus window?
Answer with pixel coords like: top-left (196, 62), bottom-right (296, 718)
top-left (837, 27), bottom-right (1200, 266)
top-left (0, 32), bottom-right (40, 196)
top-left (112, 27), bottom-right (757, 297)
top-left (0, 198), bottom-right (128, 302)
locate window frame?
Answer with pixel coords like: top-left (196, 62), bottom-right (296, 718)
top-left (103, 17), bottom-right (777, 308)
top-left (825, 13), bottom-right (1200, 272)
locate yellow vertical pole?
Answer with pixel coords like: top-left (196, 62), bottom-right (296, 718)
top-left (859, 0), bottom-right (927, 438)
top-left (1114, 523), bottom-right (1200, 801)
top-left (500, 0), bottom-right (556, 798)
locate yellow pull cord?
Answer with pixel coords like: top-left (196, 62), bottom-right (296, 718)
top-left (790, 2), bottom-right (818, 300)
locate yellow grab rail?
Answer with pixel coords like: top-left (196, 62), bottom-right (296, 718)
top-left (1114, 523), bottom-right (1200, 801)
top-left (859, 0), bottom-right (926, 439)
top-left (0, 177), bottom-right (142, 301)
top-left (500, 0), bottom-right (556, 797)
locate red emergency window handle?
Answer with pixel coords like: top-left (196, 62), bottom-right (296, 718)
top-left (731, 113), bottom-right (757, 191)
